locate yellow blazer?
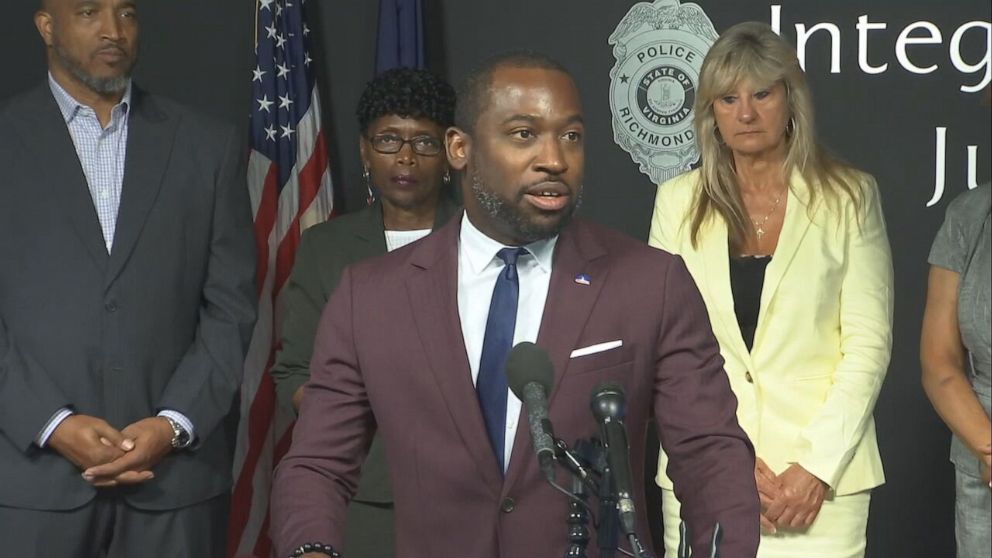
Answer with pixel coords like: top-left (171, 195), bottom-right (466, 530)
top-left (651, 169), bottom-right (893, 496)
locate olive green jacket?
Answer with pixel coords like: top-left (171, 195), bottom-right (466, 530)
top-left (271, 196), bottom-right (459, 503)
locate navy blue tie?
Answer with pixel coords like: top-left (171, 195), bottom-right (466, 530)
top-left (477, 247), bottom-right (528, 473)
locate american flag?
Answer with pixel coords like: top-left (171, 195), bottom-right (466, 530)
top-left (229, 0), bottom-right (334, 556)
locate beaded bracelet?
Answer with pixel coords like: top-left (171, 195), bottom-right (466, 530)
top-left (289, 542), bottom-right (341, 557)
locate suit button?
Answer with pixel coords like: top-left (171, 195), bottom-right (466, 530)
top-left (745, 371), bottom-right (754, 383)
top-left (105, 300), bottom-right (118, 312)
top-left (500, 497), bottom-right (515, 513)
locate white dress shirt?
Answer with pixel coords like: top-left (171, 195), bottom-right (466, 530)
top-left (457, 213), bottom-right (557, 472)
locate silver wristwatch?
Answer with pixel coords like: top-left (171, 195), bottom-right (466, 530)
top-left (163, 416), bottom-right (192, 450)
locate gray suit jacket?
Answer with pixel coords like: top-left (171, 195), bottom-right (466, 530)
top-left (0, 83), bottom-right (257, 511)
top-left (271, 196), bottom-right (458, 504)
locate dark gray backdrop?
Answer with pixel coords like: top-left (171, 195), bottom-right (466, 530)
top-left (4, 1), bottom-right (990, 556)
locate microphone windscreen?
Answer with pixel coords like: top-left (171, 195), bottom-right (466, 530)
top-left (506, 342), bottom-right (554, 398)
top-left (592, 381), bottom-right (625, 399)
top-left (591, 381), bottom-right (626, 420)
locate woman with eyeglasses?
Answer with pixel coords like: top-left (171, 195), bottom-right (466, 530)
top-left (270, 67), bottom-right (458, 558)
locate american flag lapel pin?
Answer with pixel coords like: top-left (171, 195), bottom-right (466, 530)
top-left (574, 273), bottom-right (591, 286)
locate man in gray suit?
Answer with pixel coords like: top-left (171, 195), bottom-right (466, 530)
top-left (0, 0), bottom-right (256, 556)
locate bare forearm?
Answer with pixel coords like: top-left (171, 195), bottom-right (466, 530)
top-left (923, 365), bottom-right (992, 456)
top-left (920, 266), bottom-right (990, 456)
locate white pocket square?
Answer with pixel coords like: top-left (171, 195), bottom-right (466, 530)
top-left (569, 340), bottom-right (623, 358)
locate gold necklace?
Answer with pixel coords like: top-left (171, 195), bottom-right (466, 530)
top-left (751, 192), bottom-right (784, 239)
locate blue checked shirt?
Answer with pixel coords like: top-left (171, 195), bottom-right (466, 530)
top-left (49, 74), bottom-right (129, 252)
top-left (36, 75), bottom-right (195, 448)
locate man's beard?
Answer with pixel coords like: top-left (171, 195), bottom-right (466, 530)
top-left (469, 170), bottom-right (581, 244)
top-left (54, 42), bottom-right (133, 95)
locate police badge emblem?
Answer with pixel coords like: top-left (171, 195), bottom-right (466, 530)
top-left (609, 0), bottom-right (717, 184)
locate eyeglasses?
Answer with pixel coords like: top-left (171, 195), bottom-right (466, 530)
top-left (369, 134), bottom-right (443, 156)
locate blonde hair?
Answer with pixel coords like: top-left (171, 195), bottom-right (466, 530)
top-left (690, 21), bottom-right (862, 248)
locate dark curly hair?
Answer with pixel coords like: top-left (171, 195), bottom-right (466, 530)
top-left (356, 68), bottom-right (456, 134)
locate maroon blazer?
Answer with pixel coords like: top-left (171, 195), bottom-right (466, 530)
top-left (271, 215), bottom-right (759, 558)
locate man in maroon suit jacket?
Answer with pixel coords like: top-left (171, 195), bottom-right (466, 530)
top-left (272, 52), bottom-right (759, 558)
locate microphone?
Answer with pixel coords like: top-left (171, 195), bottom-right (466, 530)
top-left (506, 342), bottom-right (556, 482)
top-left (590, 381), bottom-right (637, 537)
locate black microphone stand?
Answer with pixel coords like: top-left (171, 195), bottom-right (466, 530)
top-left (542, 429), bottom-right (655, 557)
top-left (553, 438), bottom-right (597, 558)
top-left (570, 438), bottom-right (624, 557)
top-left (598, 464), bottom-right (651, 558)
top-left (596, 463), bottom-right (619, 558)
top-left (552, 437), bottom-right (628, 558)
top-left (593, 447), bottom-right (650, 558)
top-left (564, 468), bottom-right (591, 558)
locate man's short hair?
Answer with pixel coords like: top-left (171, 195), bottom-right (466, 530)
top-left (454, 51), bottom-right (573, 133)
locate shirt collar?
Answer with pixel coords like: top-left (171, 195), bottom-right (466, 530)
top-left (48, 72), bottom-right (132, 125)
top-left (460, 212), bottom-right (558, 276)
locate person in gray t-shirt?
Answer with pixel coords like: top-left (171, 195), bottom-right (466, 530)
top-left (922, 184), bottom-right (991, 558)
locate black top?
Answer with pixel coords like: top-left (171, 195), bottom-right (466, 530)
top-left (729, 255), bottom-right (771, 351)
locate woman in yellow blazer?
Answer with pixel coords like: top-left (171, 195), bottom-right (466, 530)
top-left (649, 22), bottom-right (893, 558)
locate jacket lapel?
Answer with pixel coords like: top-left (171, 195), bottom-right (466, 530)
top-left (355, 195), bottom-right (459, 254)
top-left (698, 216), bottom-right (753, 370)
top-left (353, 200), bottom-right (388, 256)
top-left (105, 87), bottom-right (178, 287)
top-left (754, 174), bottom-right (814, 348)
top-left (503, 221), bottom-right (609, 492)
top-left (405, 215), bottom-right (504, 496)
top-left (13, 84), bottom-right (108, 269)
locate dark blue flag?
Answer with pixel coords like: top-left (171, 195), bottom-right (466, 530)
top-left (375, 0), bottom-right (425, 74)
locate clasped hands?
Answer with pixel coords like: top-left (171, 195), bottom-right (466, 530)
top-left (755, 458), bottom-right (828, 534)
top-left (47, 414), bottom-right (174, 487)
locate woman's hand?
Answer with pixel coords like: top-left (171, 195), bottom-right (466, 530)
top-left (755, 457), bottom-right (782, 533)
top-left (763, 463), bottom-right (828, 530)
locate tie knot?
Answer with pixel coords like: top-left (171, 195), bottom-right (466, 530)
top-left (496, 247), bottom-right (528, 267)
